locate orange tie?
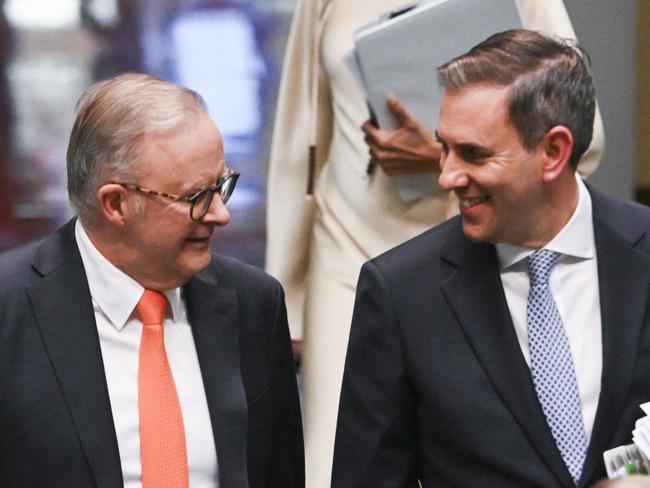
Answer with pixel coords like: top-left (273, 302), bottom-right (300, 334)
top-left (136, 289), bottom-right (189, 488)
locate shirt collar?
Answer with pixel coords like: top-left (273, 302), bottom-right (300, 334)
top-left (75, 220), bottom-right (183, 330)
top-left (496, 175), bottom-right (595, 270)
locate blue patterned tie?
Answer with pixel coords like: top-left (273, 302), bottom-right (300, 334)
top-left (526, 249), bottom-right (587, 484)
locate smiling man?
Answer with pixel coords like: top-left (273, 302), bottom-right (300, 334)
top-left (332, 30), bottom-right (650, 487)
top-left (0, 73), bottom-right (303, 488)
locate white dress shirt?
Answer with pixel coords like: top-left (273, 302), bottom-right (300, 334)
top-left (496, 175), bottom-right (602, 444)
top-left (75, 221), bottom-right (219, 487)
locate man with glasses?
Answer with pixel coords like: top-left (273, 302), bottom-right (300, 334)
top-left (0, 73), bottom-right (304, 488)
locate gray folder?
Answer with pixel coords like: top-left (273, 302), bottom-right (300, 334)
top-left (351, 0), bottom-right (522, 201)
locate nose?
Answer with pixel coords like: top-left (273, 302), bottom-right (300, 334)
top-left (438, 152), bottom-right (469, 192)
top-left (201, 193), bottom-right (230, 226)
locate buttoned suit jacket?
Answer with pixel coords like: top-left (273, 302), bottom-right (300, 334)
top-left (0, 219), bottom-right (304, 488)
top-left (332, 186), bottom-right (650, 487)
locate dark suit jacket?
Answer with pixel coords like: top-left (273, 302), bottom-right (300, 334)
top-left (0, 219), bottom-right (304, 488)
top-left (332, 187), bottom-right (650, 488)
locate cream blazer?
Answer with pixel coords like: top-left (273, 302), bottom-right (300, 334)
top-left (266, 0), bottom-right (605, 339)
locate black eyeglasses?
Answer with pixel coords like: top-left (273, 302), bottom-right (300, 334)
top-left (112, 168), bottom-right (240, 221)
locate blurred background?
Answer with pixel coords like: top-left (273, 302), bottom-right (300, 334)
top-left (0, 0), bottom-right (647, 267)
top-left (0, 0), bottom-right (297, 264)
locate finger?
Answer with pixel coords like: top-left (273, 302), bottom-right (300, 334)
top-left (361, 119), bottom-right (380, 135)
top-left (386, 95), bottom-right (415, 127)
top-left (365, 135), bottom-right (381, 157)
top-left (363, 125), bottom-right (391, 150)
top-left (361, 120), bottom-right (382, 142)
top-left (371, 149), bottom-right (400, 166)
top-left (378, 162), bottom-right (403, 176)
top-left (369, 147), bottom-right (386, 163)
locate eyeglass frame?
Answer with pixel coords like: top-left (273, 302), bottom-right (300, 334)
top-left (110, 168), bottom-right (240, 221)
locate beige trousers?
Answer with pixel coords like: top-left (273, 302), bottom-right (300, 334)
top-left (301, 204), bottom-right (368, 488)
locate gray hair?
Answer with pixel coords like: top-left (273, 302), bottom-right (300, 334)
top-left (437, 29), bottom-right (595, 169)
top-left (66, 72), bottom-right (207, 224)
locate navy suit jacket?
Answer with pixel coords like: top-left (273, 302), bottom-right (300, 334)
top-left (0, 219), bottom-right (304, 488)
top-left (333, 186), bottom-right (650, 487)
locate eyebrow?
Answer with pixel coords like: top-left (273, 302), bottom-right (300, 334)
top-left (457, 143), bottom-right (493, 159)
top-left (175, 180), bottom-right (203, 196)
top-left (435, 130), bottom-right (493, 160)
top-left (183, 168), bottom-right (229, 195)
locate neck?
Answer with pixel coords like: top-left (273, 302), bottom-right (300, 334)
top-left (82, 216), bottom-right (187, 291)
top-left (525, 172), bottom-right (580, 249)
top-left (83, 221), bottom-right (141, 281)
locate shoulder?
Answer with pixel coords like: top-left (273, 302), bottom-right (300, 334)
top-left (0, 219), bottom-right (79, 286)
top-left (590, 185), bottom-right (650, 232)
top-left (0, 238), bottom-right (45, 295)
top-left (369, 215), bottom-right (462, 277)
top-left (198, 256), bottom-right (288, 349)
top-left (0, 236), bottom-right (52, 324)
top-left (204, 254), bottom-right (282, 299)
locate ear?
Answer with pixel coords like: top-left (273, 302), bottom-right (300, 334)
top-left (96, 184), bottom-right (129, 226)
top-left (540, 126), bottom-right (574, 183)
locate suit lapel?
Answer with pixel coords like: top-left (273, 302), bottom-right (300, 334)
top-left (440, 227), bottom-right (575, 487)
top-left (580, 191), bottom-right (650, 486)
top-left (27, 221), bottom-right (122, 488)
top-left (184, 273), bottom-right (249, 488)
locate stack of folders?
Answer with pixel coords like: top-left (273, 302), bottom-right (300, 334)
top-left (347, 0), bottom-right (522, 202)
top-left (603, 403), bottom-right (650, 478)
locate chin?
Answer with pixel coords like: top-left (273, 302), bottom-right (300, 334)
top-left (462, 222), bottom-right (486, 243)
top-left (461, 219), bottom-right (504, 244)
top-left (187, 250), bottom-right (213, 274)
top-left (164, 248), bottom-right (212, 287)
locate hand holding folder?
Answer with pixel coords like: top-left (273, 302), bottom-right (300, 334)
top-left (348, 0), bottom-right (523, 201)
top-left (362, 95), bottom-right (441, 176)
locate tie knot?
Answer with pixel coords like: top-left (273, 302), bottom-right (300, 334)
top-left (526, 249), bottom-right (561, 286)
top-left (136, 289), bottom-right (167, 325)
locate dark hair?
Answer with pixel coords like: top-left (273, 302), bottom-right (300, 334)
top-left (437, 29), bottom-right (595, 169)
